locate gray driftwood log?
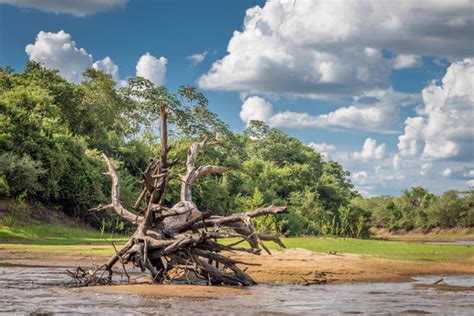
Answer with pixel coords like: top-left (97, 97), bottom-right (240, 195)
top-left (71, 104), bottom-right (286, 286)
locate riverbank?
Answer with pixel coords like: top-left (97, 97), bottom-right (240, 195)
top-left (1, 215), bottom-right (473, 288)
top-left (1, 240), bottom-right (473, 286)
top-left (373, 227), bottom-right (474, 241)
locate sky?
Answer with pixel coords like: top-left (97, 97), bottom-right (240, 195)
top-left (0, 0), bottom-right (473, 196)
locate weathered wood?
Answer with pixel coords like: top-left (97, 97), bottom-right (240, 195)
top-left (190, 206), bottom-right (287, 229)
top-left (99, 154), bottom-right (144, 225)
top-left (180, 140), bottom-right (230, 202)
top-left (78, 105), bottom-right (287, 287)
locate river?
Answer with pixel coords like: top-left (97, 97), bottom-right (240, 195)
top-left (1, 265), bottom-right (473, 315)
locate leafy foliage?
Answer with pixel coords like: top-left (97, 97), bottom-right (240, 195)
top-left (1, 62), bottom-right (470, 237)
top-left (0, 153), bottom-right (45, 197)
top-left (354, 187), bottom-right (473, 230)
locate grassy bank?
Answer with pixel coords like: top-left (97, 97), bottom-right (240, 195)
top-left (273, 237), bottom-right (474, 262)
top-left (1, 223), bottom-right (473, 262)
top-left (372, 227), bottom-right (474, 241)
top-left (0, 198), bottom-right (128, 245)
top-left (0, 223), bottom-right (127, 245)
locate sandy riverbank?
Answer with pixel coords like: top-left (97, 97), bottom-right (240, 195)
top-left (1, 246), bottom-right (472, 286)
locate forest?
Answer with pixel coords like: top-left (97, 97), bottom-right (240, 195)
top-left (1, 62), bottom-right (472, 238)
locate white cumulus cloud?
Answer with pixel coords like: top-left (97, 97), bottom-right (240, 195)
top-left (308, 142), bottom-right (336, 160)
top-left (397, 58), bottom-right (474, 161)
top-left (0, 0), bottom-right (127, 17)
top-left (240, 90), bottom-right (417, 132)
top-left (136, 53), bottom-right (167, 86)
top-left (93, 56), bottom-right (119, 80)
top-left (353, 138), bottom-right (386, 160)
top-left (398, 117), bottom-right (425, 157)
top-left (198, 0), bottom-right (473, 97)
top-left (25, 30), bottom-right (93, 83)
top-left (25, 31), bottom-right (127, 84)
top-left (240, 96), bottom-right (273, 125)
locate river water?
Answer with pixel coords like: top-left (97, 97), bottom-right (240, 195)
top-left (1, 266), bottom-right (473, 315)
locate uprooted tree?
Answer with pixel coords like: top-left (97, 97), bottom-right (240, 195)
top-left (70, 79), bottom-right (287, 286)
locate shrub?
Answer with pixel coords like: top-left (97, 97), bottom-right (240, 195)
top-left (0, 152), bottom-right (45, 197)
top-left (0, 176), bottom-right (9, 196)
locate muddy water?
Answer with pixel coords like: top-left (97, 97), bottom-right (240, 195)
top-left (1, 266), bottom-right (473, 315)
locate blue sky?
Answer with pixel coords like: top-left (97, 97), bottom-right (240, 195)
top-left (1, 0), bottom-right (473, 196)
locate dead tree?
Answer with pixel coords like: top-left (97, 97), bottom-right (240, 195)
top-left (75, 104), bottom-right (287, 286)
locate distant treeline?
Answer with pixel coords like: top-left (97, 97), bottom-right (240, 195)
top-left (0, 63), bottom-right (472, 237)
top-left (354, 188), bottom-right (473, 230)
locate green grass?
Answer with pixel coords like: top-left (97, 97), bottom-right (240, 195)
top-left (0, 223), bottom-right (128, 245)
top-left (1, 224), bottom-right (473, 262)
top-left (275, 237), bottom-right (474, 262)
top-left (220, 236), bottom-right (474, 262)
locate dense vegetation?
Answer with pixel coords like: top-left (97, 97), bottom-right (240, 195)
top-left (0, 63), bottom-right (472, 237)
top-left (354, 188), bottom-right (473, 230)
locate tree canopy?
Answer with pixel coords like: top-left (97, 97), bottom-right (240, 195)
top-left (1, 62), bottom-right (471, 235)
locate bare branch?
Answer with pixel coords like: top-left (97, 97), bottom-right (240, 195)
top-left (195, 165), bottom-right (231, 179)
top-left (191, 205), bottom-right (287, 229)
top-left (101, 154), bottom-right (143, 225)
top-left (180, 139), bottom-right (229, 201)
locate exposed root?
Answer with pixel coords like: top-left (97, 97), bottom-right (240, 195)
top-left (77, 105), bottom-right (286, 287)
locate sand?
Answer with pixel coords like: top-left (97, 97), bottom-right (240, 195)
top-left (2, 245), bottom-right (473, 298)
top-left (231, 248), bottom-right (474, 284)
top-left (1, 246), bottom-right (473, 285)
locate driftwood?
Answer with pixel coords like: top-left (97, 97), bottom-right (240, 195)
top-left (75, 104), bottom-right (287, 286)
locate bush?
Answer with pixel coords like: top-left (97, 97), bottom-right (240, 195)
top-left (0, 177), bottom-right (9, 196)
top-left (0, 152), bottom-right (45, 197)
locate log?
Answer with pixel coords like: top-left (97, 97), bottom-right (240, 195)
top-left (78, 104), bottom-right (287, 287)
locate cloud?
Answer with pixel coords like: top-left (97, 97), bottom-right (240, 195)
top-left (467, 179), bottom-right (474, 187)
top-left (198, 0), bottom-right (473, 97)
top-left (25, 30), bottom-right (127, 84)
top-left (25, 30), bottom-right (93, 83)
top-left (0, 0), bottom-right (127, 17)
top-left (442, 168), bottom-right (453, 177)
top-left (309, 139), bottom-right (474, 195)
top-left (397, 58), bottom-right (474, 161)
top-left (136, 53), bottom-right (167, 86)
top-left (464, 170), bottom-right (474, 178)
top-left (269, 104), bottom-right (395, 132)
top-left (24, 32), bottom-right (168, 87)
top-left (393, 54), bottom-right (423, 69)
top-left (186, 52), bottom-right (207, 67)
top-left (240, 90), bottom-right (417, 132)
top-left (351, 171), bottom-right (369, 194)
top-left (351, 171), bottom-right (368, 183)
top-left (392, 154), bottom-right (401, 170)
top-left (397, 117), bottom-right (425, 157)
top-left (93, 56), bottom-right (119, 80)
top-left (240, 96), bottom-right (273, 125)
top-left (353, 138), bottom-right (386, 160)
top-left (420, 163), bottom-right (433, 176)
top-left (308, 142), bottom-right (336, 160)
